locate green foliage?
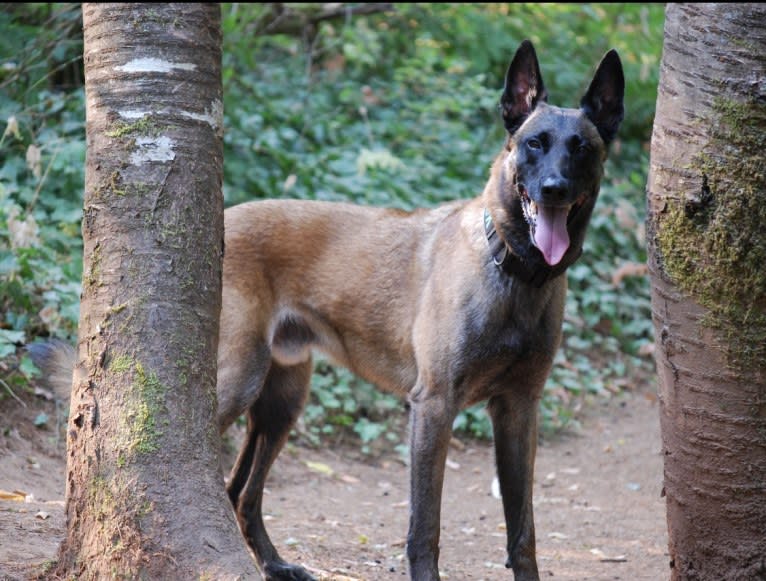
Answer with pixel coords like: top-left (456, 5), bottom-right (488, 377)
top-left (2, 4), bottom-right (663, 447)
top-left (301, 357), bottom-right (404, 454)
top-left (220, 3), bottom-right (662, 443)
top-left (0, 4), bottom-right (84, 392)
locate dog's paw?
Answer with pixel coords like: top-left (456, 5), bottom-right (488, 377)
top-left (263, 561), bottom-right (317, 581)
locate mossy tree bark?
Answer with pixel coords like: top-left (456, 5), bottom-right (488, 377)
top-left (55, 4), bottom-right (261, 579)
top-left (647, 4), bottom-right (766, 580)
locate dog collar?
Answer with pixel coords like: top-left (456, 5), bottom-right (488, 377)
top-left (483, 207), bottom-right (569, 288)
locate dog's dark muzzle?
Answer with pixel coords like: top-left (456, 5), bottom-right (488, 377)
top-left (519, 182), bottom-right (590, 267)
top-left (540, 176), bottom-right (571, 205)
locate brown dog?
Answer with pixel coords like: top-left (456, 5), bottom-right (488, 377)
top-left (32, 40), bottom-right (623, 581)
top-left (218, 40), bottom-right (623, 581)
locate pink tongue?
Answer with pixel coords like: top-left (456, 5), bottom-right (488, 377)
top-left (534, 205), bottom-right (570, 266)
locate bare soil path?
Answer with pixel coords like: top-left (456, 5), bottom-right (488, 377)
top-left (1, 383), bottom-right (667, 580)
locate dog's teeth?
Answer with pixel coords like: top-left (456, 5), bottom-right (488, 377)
top-left (529, 200), bottom-right (537, 216)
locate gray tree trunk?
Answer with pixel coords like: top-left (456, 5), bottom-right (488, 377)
top-left (647, 3), bottom-right (766, 580)
top-left (55, 4), bottom-right (260, 578)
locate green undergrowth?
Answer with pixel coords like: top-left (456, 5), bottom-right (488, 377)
top-left (2, 3), bottom-right (662, 451)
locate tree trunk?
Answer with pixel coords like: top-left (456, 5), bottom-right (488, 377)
top-left (647, 4), bottom-right (766, 580)
top-left (56, 4), bottom-right (260, 578)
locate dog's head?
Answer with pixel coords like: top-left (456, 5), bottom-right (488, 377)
top-left (492, 40), bottom-right (624, 271)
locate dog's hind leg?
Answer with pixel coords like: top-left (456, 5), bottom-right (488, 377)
top-left (232, 359), bottom-right (315, 581)
top-left (487, 391), bottom-right (541, 581)
top-left (226, 405), bottom-right (259, 509)
top-left (223, 342), bottom-right (272, 507)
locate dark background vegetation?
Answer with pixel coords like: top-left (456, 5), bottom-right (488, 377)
top-left (0, 3), bottom-right (663, 452)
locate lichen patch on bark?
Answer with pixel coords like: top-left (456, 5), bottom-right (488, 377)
top-left (654, 96), bottom-right (766, 372)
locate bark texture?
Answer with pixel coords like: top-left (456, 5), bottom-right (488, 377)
top-left (57, 4), bottom-right (260, 579)
top-left (647, 4), bottom-right (766, 580)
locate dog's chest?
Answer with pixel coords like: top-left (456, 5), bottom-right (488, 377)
top-left (469, 306), bottom-right (553, 363)
top-left (452, 280), bottom-right (564, 397)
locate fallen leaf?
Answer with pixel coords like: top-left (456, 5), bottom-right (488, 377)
top-left (0, 489), bottom-right (28, 502)
top-left (548, 532), bottom-right (568, 540)
top-left (305, 565), bottom-right (363, 581)
top-left (611, 261), bottom-right (648, 286)
top-left (445, 458), bottom-right (460, 470)
top-left (589, 548), bottom-right (627, 562)
top-left (35, 511), bottom-right (50, 520)
top-left (283, 174), bottom-right (297, 192)
top-left (542, 472), bottom-right (556, 488)
top-left (305, 461), bottom-right (334, 477)
top-left (34, 387), bottom-right (55, 401)
top-left (601, 555), bottom-right (628, 563)
top-left (26, 144), bottom-right (42, 179)
top-left (560, 467), bottom-right (581, 475)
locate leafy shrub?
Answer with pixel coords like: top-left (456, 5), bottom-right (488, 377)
top-left (299, 357), bottom-right (405, 455)
top-left (220, 3), bottom-right (662, 443)
top-left (1, 5), bottom-right (84, 385)
top-left (2, 3), bottom-right (663, 448)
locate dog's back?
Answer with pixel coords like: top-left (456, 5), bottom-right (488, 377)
top-left (215, 197), bottom-right (473, 427)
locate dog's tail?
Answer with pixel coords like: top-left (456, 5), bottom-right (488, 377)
top-left (26, 339), bottom-right (76, 401)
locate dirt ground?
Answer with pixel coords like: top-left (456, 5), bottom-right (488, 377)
top-left (0, 380), bottom-right (668, 581)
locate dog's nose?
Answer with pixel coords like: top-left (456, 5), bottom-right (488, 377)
top-left (540, 177), bottom-right (569, 202)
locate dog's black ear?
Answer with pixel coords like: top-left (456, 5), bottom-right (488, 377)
top-left (501, 40), bottom-right (548, 134)
top-left (580, 49), bottom-right (625, 145)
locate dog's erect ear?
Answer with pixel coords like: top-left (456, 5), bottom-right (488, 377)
top-left (580, 49), bottom-right (625, 145)
top-left (501, 40), bottom-right (548, 134)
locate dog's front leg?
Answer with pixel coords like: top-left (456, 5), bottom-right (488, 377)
top-left (406, 386), bottom-right (457, 580)
top-left (487, 392), bottom-right (541, 581)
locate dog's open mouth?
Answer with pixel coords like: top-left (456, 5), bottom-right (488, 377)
top-left (520, 187), bottom-right (587, 266)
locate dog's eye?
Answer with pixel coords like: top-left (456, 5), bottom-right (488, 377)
top-left (576, 142), bottom-right (591, 155)
top-left (527, 138), bottom-right (542, 151)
